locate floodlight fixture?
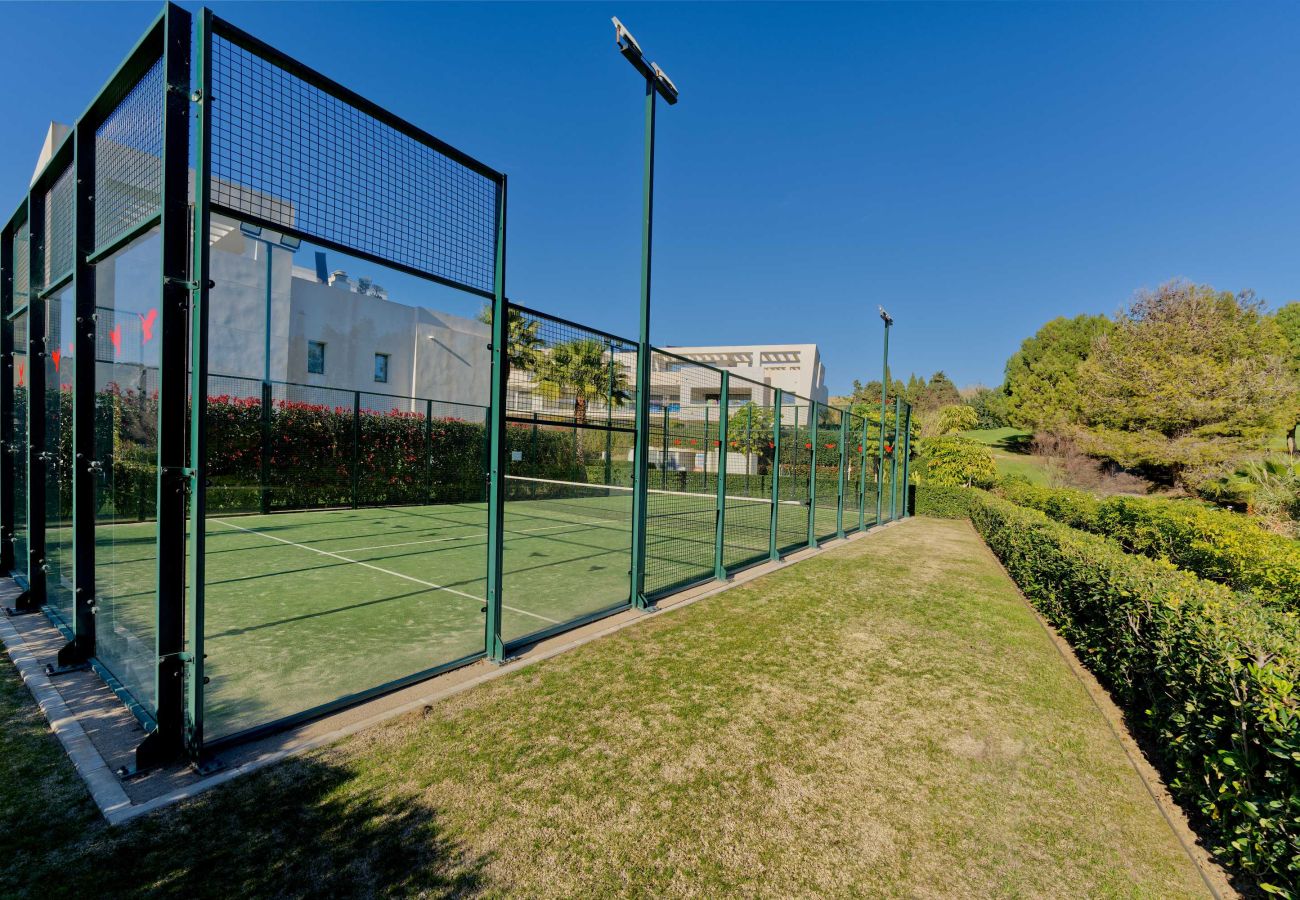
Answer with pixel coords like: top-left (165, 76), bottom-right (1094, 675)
top-left (239, 221), bottom-right (263, 238)
top-left (279, 234), bottom-right (302, 251)
top-left (612, 17), bottom-right (679, 105)
top-left (878, 306), bottom-right (893, 327)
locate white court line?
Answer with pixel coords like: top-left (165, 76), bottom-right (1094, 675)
top-left (211, 519), bottom-right (561, 625)
top-left (343, 517), bottom-right (623, 554)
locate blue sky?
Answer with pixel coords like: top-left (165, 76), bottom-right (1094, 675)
top-left (1, 2), bottom-right (1297, 393)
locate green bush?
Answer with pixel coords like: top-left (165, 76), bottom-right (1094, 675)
top-left (996, 482), bottom-right (1300, 611)
top-left (969, 491), bottom-right (1300, 891)
top-left (914, 485), bottom-right (974, 518)
top-left (997, 480), bottom-right (1101, 531)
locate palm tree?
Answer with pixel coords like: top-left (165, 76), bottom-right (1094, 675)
top-left (537, 339), bottom-right (631, 459)
top-left (479, 305), bottom-right (543, 375)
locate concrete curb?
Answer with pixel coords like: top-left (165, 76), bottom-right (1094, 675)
top-left (0, 614), bottom-right (133, 819)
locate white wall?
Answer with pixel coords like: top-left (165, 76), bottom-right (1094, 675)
top-left (204, 230), bottom-right (490, 409)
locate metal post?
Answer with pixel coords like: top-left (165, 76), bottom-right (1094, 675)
top-left (807, 402), bottom-right (818, 548)
top-left (605, 338), bottom-right (613, 486)
top-left (629, 79), bottom-right (656, 610)
top-left (259, 381), bottom-right (272, 514)
top-left (347, 392), bottom-right (359, 507)
top-left (484, 177), bottom-right (509, 659)
top-left (769, 389), bottom-right (782, 562)
top-left (660, 401), bottom-right (669, 490)
top-left (141, 1), bottom-right (192, 770)
top-left (25, 193), bottom-right (47, 612)
top-left (835, 412), bottom-right (847, 538)
top-left (64, 116), bottom-right (97, 664)
top-left (423, 398), bottom-right (433, 504)
top-left (702, 402), bottom-right (710, 490)
top-left (858, 415), bottom-right (868, 531)
top-left (529, 411), bottom-right (538, 496)
top-left (902, 403), bottom-right (913, 518)
top-left (713, 372), bottom-right (729, 580)
top-left (183, 4), bottom-right (212, 760)
top-left (876, 320), bottom-right (890, 526)
top-left (890, 396), bottom-right (902, 521)
top-left (0, 217), bottom-right (12, 576)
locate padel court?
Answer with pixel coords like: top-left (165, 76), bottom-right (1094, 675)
top-left (1, 5), bottom-right (914, 763)
top-left (85, 478), bottom-right (814, 742)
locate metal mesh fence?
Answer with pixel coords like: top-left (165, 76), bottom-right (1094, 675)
top-left (94, 57), bottom-right (164, 252)
top-left (44, 165), bottom-right (75, 287)
top-left (13, 219), bottom-right (29, 309)
top-left (643, 351), bottom-right (723, 596)
top-left (721, 374), bottom-right (778, 572)
top-left (776, 393), bottom-right (812, 553)
top-left (814, 403), bottom-right (842, 541)
top-left (501, 308), bottom-right (638, 639)
top-left (209, 29), bottom-right (499, 295)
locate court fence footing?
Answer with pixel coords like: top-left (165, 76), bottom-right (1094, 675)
top-left (1, 518), bottom-right (910, 825)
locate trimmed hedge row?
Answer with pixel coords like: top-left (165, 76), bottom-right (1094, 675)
top-left (998, 481), bottom-right (1300, 611)
top-left (913, 485), bottom-right (974, 519)
top-left (970, 491), bottom-right (1299, 892)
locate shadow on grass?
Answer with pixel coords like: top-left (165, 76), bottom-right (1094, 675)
top-left (0, 657), bottom-right (491, 899)
top-left (995, 432), bottom-right (1035, 454)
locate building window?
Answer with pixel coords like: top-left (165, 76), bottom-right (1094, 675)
top-left (307, 340), bottom-right (325, 375)
top-left (374, 352), bottom-right (389, 383)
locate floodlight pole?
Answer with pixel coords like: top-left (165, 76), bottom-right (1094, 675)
top-left (614, 17), bottom-right (677, 609)
top-left (876, 307), bottom-right (892, 526)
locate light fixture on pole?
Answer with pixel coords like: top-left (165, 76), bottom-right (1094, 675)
top-left (613, 16), bottom-right (678, 608)
top-left (876, 306), bottom-right (893, 525)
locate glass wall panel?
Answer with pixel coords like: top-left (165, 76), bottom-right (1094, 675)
top-left (12, 309), bottom-right (28, 582)
top-left (43, 286), bottom-right (75, 628)
top-left (201, 226), bottom-right (491, 740)
top-left (93, 230), bottom-right (161, 714)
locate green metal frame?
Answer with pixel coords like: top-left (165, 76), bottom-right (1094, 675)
top-left (768, 389), bottom-right (782, 561)
top-left (630, 74), bottom-right (658, 610)
top-left (836, 412), bottom-right (847, 538)
top-left (484, 178), bottom-right (509, 661)
top-left (807, 403), bottom-right (819, 548)
top-left (858, 415), bottom-right (869, 531)
top-left (901, 403), bottom-right (913, 517)
top-left (24, 185), bottom-right (47, 615)
top-left (713, 372), bottom-right (729, 580)
top-left (0, 211), bottom-right (14, 578)
top-left (876, 327), bottom-right (890, 525)
top-left (889, 396), bottom-right (902, 521)
top-left (185, 4), bottom-right (213, 756)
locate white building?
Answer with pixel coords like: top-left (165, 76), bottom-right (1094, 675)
top-left (648, 344), bottom-right (828, 408)
top-left (201, 215), bottom-right (830, 423)
top-left (205, 214), bottom-right (491, 414)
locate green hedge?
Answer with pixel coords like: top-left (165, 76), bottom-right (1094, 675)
top-left (913, 485), bottom-right (973, 518)
top-left (970, 491), bottom-right (1300, 892)
top-left (998, 481), bottom-right (1300, 611)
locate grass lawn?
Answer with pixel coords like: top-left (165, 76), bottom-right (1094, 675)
top-left (0, 518), bottom-right (1207, 898)
top-left (962, 427), bottom-right (1055, 485)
